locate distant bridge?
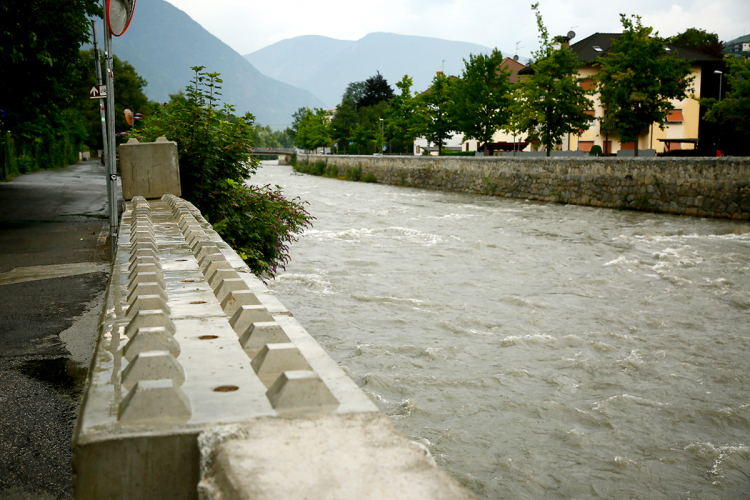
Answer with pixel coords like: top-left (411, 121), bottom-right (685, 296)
top-left (249, 147), bottom-right (294, 164)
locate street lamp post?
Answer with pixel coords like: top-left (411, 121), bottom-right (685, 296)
top-left (715, 70), bottom-right (723, 156)
top-left (380, 118), bottom-right (385, 155)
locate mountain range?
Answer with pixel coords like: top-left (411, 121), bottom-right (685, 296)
top-left (96, 0), bottom-right (323, 128)
top-left (245, 33), bottom-right (510, 107)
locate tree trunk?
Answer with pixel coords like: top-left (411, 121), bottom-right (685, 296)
top-left (635, 140), bottom-right (639, 157)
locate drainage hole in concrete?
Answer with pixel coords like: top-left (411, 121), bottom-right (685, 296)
top-left (176, 259), bottom-right (188, 262)
top-left (181, 280), bottom-right (195, 282)
top-left (190, 301), bottom-right (206, 304)
top-left (199, 335), bottom-right (218, 340)
top-left (213, 385), bottom-right (239, 393)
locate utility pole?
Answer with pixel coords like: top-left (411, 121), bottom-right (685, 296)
top-left (103, 21), bottom-right (118, 259)
top-left (91, 21), bottom-right (114, 258)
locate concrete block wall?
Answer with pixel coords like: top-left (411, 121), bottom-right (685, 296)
top-left (298, 155), bottom-right (750, 220)
top-left (73, 194), bottom-right (473, 500)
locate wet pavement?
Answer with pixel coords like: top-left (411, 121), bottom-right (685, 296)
top-left (0, 160), bottom-right (120, 499)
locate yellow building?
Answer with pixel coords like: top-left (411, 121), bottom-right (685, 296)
top-left (566, 33), bottom-right (719, 154)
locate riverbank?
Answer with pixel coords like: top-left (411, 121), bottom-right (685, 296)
top-left (295, 154), bottom-right (750, 220)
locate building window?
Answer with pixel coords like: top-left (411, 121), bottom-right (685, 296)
top-left (580, 79), bottom-right (596, 91)
top-left (666, 109), bottom-right (684, 123)
top-left (578, 141), bottom-right (594, 152)
top-left (584, 109), bottom-right (595, 120)
top-left (621, 141), bottom-right (636, 150)
top-left (603, 141), bottom-right (612, 155)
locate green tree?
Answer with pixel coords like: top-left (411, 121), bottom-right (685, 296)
top-left (295, 108), bottom-right (332, 151)
top-left (330, 98), bottom-right (358, 153)
top-left (138, 67), bottom-right (312, 278)
top-left (669, 28), bottom-right (725, 60)
top-left (0, 0), bottom-right (100, 136)
top-left (341, 81), bottom-right (367, 108)
top-left (511, 3), bottom-right (593, 156)
top-left (450, 48), bottom-right (513, 153)
top-left (597, 15), bottom-right (693, 156)
top-left (386, 75), bottom-right (425, 154)
top-left (357, 72), bottom-right (394, 109)
top-left (701, 56), bottom-right (750, 155)
top-left (417, 72), bottom-right (455, 155)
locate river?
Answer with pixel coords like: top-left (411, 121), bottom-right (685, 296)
top-left (253, 160), bottom-right (750, 499)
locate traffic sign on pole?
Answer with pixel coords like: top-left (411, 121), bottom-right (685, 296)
top-left (89, 85), bottom-right (107, 99)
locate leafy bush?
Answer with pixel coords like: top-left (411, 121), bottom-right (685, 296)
top-left (344, 165), bottom-right (362, 181)
top-left (138, 67), bottom-right (313, 278)
top-left (363, 171), bottom-right (378, 183)
top-left (589, 145), bottom-right (603, 156)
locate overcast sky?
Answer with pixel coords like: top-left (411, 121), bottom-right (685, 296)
top-left (164, 0), bottom-right (747, 61)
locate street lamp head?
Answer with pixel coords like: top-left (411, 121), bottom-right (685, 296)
top-left (714, 70), bottom-right (723, 74)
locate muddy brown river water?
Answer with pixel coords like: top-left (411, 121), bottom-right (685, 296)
top-left (255, 161), bottom-right (750, 499)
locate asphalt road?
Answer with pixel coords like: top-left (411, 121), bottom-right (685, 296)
top-left (0, 160), bottom-right (120, 499)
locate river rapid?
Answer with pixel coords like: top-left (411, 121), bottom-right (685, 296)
top-left (253, 161), bottom-right (750, 499)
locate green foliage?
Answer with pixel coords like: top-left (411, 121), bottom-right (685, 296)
top-left (701, 56), bottom-right (750, 154)
top-left (511, 3), bottom-right (593, 156)
top-left (357, 72), bottom-right (394, 109)
top-left (589, 144), bottom-right (603, 156)
top-left (344, 166), bottom-right (362, 181)
top-left (596, 15), bottom-right (693, 156)
top-left (450, 48), bottom-right (514, 153)
top-left (0, 0), bottom-right (101, 137)
top-left (386, 75), bottom-right (427, 154)
top-left (669, 28), bottom-right (725, 59)
top-left (362, 171), bottom-right (378, 183)
top-left (295, 108), bottom-right (332, 151)
top-left (138, 67), bottom-right (312, 278)
top-left (417, 72), bottom-right (455, 154)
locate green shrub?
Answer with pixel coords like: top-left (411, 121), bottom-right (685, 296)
top-left (589, 145), bottom-right (603, 156)
top-left (324, 163), bottom-right (339, 177)
top-left (138, 66), bottom-right (313, 279)
top-left (362, 171), bottom-right (378, 183)
top-left (344, 165), bottom-right (362, 181)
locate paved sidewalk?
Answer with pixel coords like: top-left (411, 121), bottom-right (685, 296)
top-left (0, 160), bottom-right (121, 499)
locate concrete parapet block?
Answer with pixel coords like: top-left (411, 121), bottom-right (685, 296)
top-left (127, 282), bottom-right (168, 304)
top-left (118, 379), bottom-right (191, 423)
top-left (127, 271), bottom-right (165, 292)
top-left (187, 232), bottom-right (211, 247)
top-left (121, 351), bottom-right (186, 391)
top-left (123, 326), bottom-right (181, 361)
top-left (265, 370), bottom-right (339, 412)
top-left (126, 295), bottom-right (171, 319)
top-left (120, 138), bottom-right (181, 200)
top-left (215, 278), bottom-right (251, 303)
top-left (196, 244), bottom-right (220, 262)
top-left (128, 255), bottom-right (161, 270)
top-left (203, 261), bottom-right (233, 282)
top-left (125, 310), bottom-right (176, 338)
top-left (131, 240), bottom-right (158, 254)
top-left (239, 321), bottom-right (290, 357)
top-left (198, 252), bottom-right (226, 271)
top-left (191, 240), bottom-right (217, 254)
top-left (130, 247), bottom-right (159, 261)
top-left (229, 305), bottom-right (274, 337)
top-left (220, 289), bottom-right (262, 317)
top-left (196, 413), bottom-right (477, 500)
top-left (250, 343), bottom-right (312, 388)
top-left (128, 263), bottom-right (164, 280)
top-left (208, 269), bottom-right (241, 291)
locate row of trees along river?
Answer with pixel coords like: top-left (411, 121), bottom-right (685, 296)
top-left (294, 7), bottom-right (749, 157)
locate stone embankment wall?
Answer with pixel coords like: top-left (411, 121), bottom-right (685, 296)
top-left (297, 155), bottom-right (750, 220)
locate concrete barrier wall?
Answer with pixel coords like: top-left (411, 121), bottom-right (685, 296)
top-left (298, 155), bottom-right (750, 220)
top-left (73, 194), bottom-right (474, 499)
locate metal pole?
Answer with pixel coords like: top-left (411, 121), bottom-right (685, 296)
top-left (92, 20), bottom-right (110, 224)
top-left (103, 17), bottom-right (118, 258)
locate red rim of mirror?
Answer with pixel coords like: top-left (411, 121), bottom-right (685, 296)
top-left (106, 0), bottom-right (136, 37)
